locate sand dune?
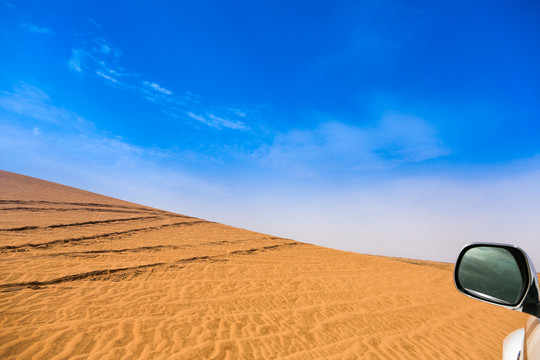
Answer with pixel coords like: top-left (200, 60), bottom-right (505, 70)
top-left (0, 170), bottom-right (529, 359)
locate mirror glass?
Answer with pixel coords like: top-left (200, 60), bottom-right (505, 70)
top-left (457, 246), bottom-right (525, 305)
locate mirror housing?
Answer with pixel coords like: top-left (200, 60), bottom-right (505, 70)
top-left (454, 243), bottom-right (540, 317)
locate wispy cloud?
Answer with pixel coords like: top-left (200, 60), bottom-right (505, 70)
top-left (186, 112), bottom-right (209, 126)
top-left (92, 37), bottom-right (121, 58)
top-left (0, 84), bottom-right (175, 168)
top-left (208, 114), bottom-right (248, 130)
top-left (67, 34), bottom-right (255, 132)
top-left (86, 17), bottom-right (101, 28)
top-left (255, 113), bottom-right (449, 175)
top-left (68, 49), bottom-right (84, 72)
top-left (186, 112), bottom-right (249, 130)
top-left (68, 38), bottom-right (126, 79)
top-left (0, 83), bottom-right (92, 127)
top-left (373, 113), bottom-right (450, 162)
top-left (229, 108), bottom-right (247, 117)
top-left (95, 70), bottom-right (120, 84)
top-left (20, 22), bottom-right (54, 35)
top-left (4, 2), bottom-right (15, 8)
top-left (143, 81), bottom-right (173, 95)
top-left (68, 44), bottom-right (131, 91)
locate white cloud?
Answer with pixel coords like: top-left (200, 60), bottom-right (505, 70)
top-left (208, 114), bottom-right (249, 130)
top-left (20, 22), bottom-right (53, 35)
top-left (186, 112), bottom-right (249, 130)
top-left (0, 83), bottom-right (92, 127)
top-left (69, 48), bottom-right (130, 87)
top-left (68, 49), bottom-right (84, 72)
top-left (86, 18), bottom-right (101, 28)
top-left (92, 37), bottom-right (121, 58)
top-left (256, 122), bottom-right (373, 174)
top-left (0, 84), bottom-right (172, 168)
top-left (95, 70), bottom-right (119, 84)
top-left (186, 111), bottom-right (210, 126)
top-left (231, 108), bottom-right (247, 117)
top-left (69, 41), bottom-right (180, 105)
top-left (143, 81), bottom-right (173, 95)
top-left (68, 36), bottom-right (124, 77)
top-left (255, 113), bottom-right (449, 174)
top-left (67, 35), bottom-right (255, 132)
top-left (0, 84), bottom-right (176, 177)
top-left (376, 113), bottom-right (450, 161)
top-left (5, 2), bottom-right (15, 8)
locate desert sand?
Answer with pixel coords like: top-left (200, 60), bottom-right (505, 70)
top-left (0, 170), bottom-right (529, 359)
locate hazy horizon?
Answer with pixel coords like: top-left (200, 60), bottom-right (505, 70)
top-left (1, 1), bottom-right (539, 264)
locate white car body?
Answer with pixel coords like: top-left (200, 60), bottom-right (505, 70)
top-left (503, 316), bottom-right (540, 360)
top-left (503, 328), bottom-right (524, 360)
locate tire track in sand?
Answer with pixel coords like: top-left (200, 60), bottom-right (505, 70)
top-left (0, 200), bottom-right (166, 212)
top-left (0, 215), bottom-right (176, 232)
top-left (0, 242), bottom-right (301, 290)
top-left (0, 220), bottom-right (209, 252)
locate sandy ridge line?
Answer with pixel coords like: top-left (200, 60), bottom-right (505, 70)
top-left (0, 220), bottom-right (210, 252)
top-left (0, 207), bottom-right (166, 214)
top-left (387, 257), bottom-right (453, 271)
top-left (0, 199), bottom-right (167, 212)
top-left (0, 242), bottom-right (301, 290)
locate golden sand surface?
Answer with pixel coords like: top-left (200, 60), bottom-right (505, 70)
top-left (0, 170), bottom-right (530, 359)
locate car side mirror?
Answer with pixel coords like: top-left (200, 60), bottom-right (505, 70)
top-left (454, 243), bottom-right (540, 317)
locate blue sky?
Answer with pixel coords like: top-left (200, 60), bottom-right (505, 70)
top-left (1, 0), bottom-right (539, 263)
